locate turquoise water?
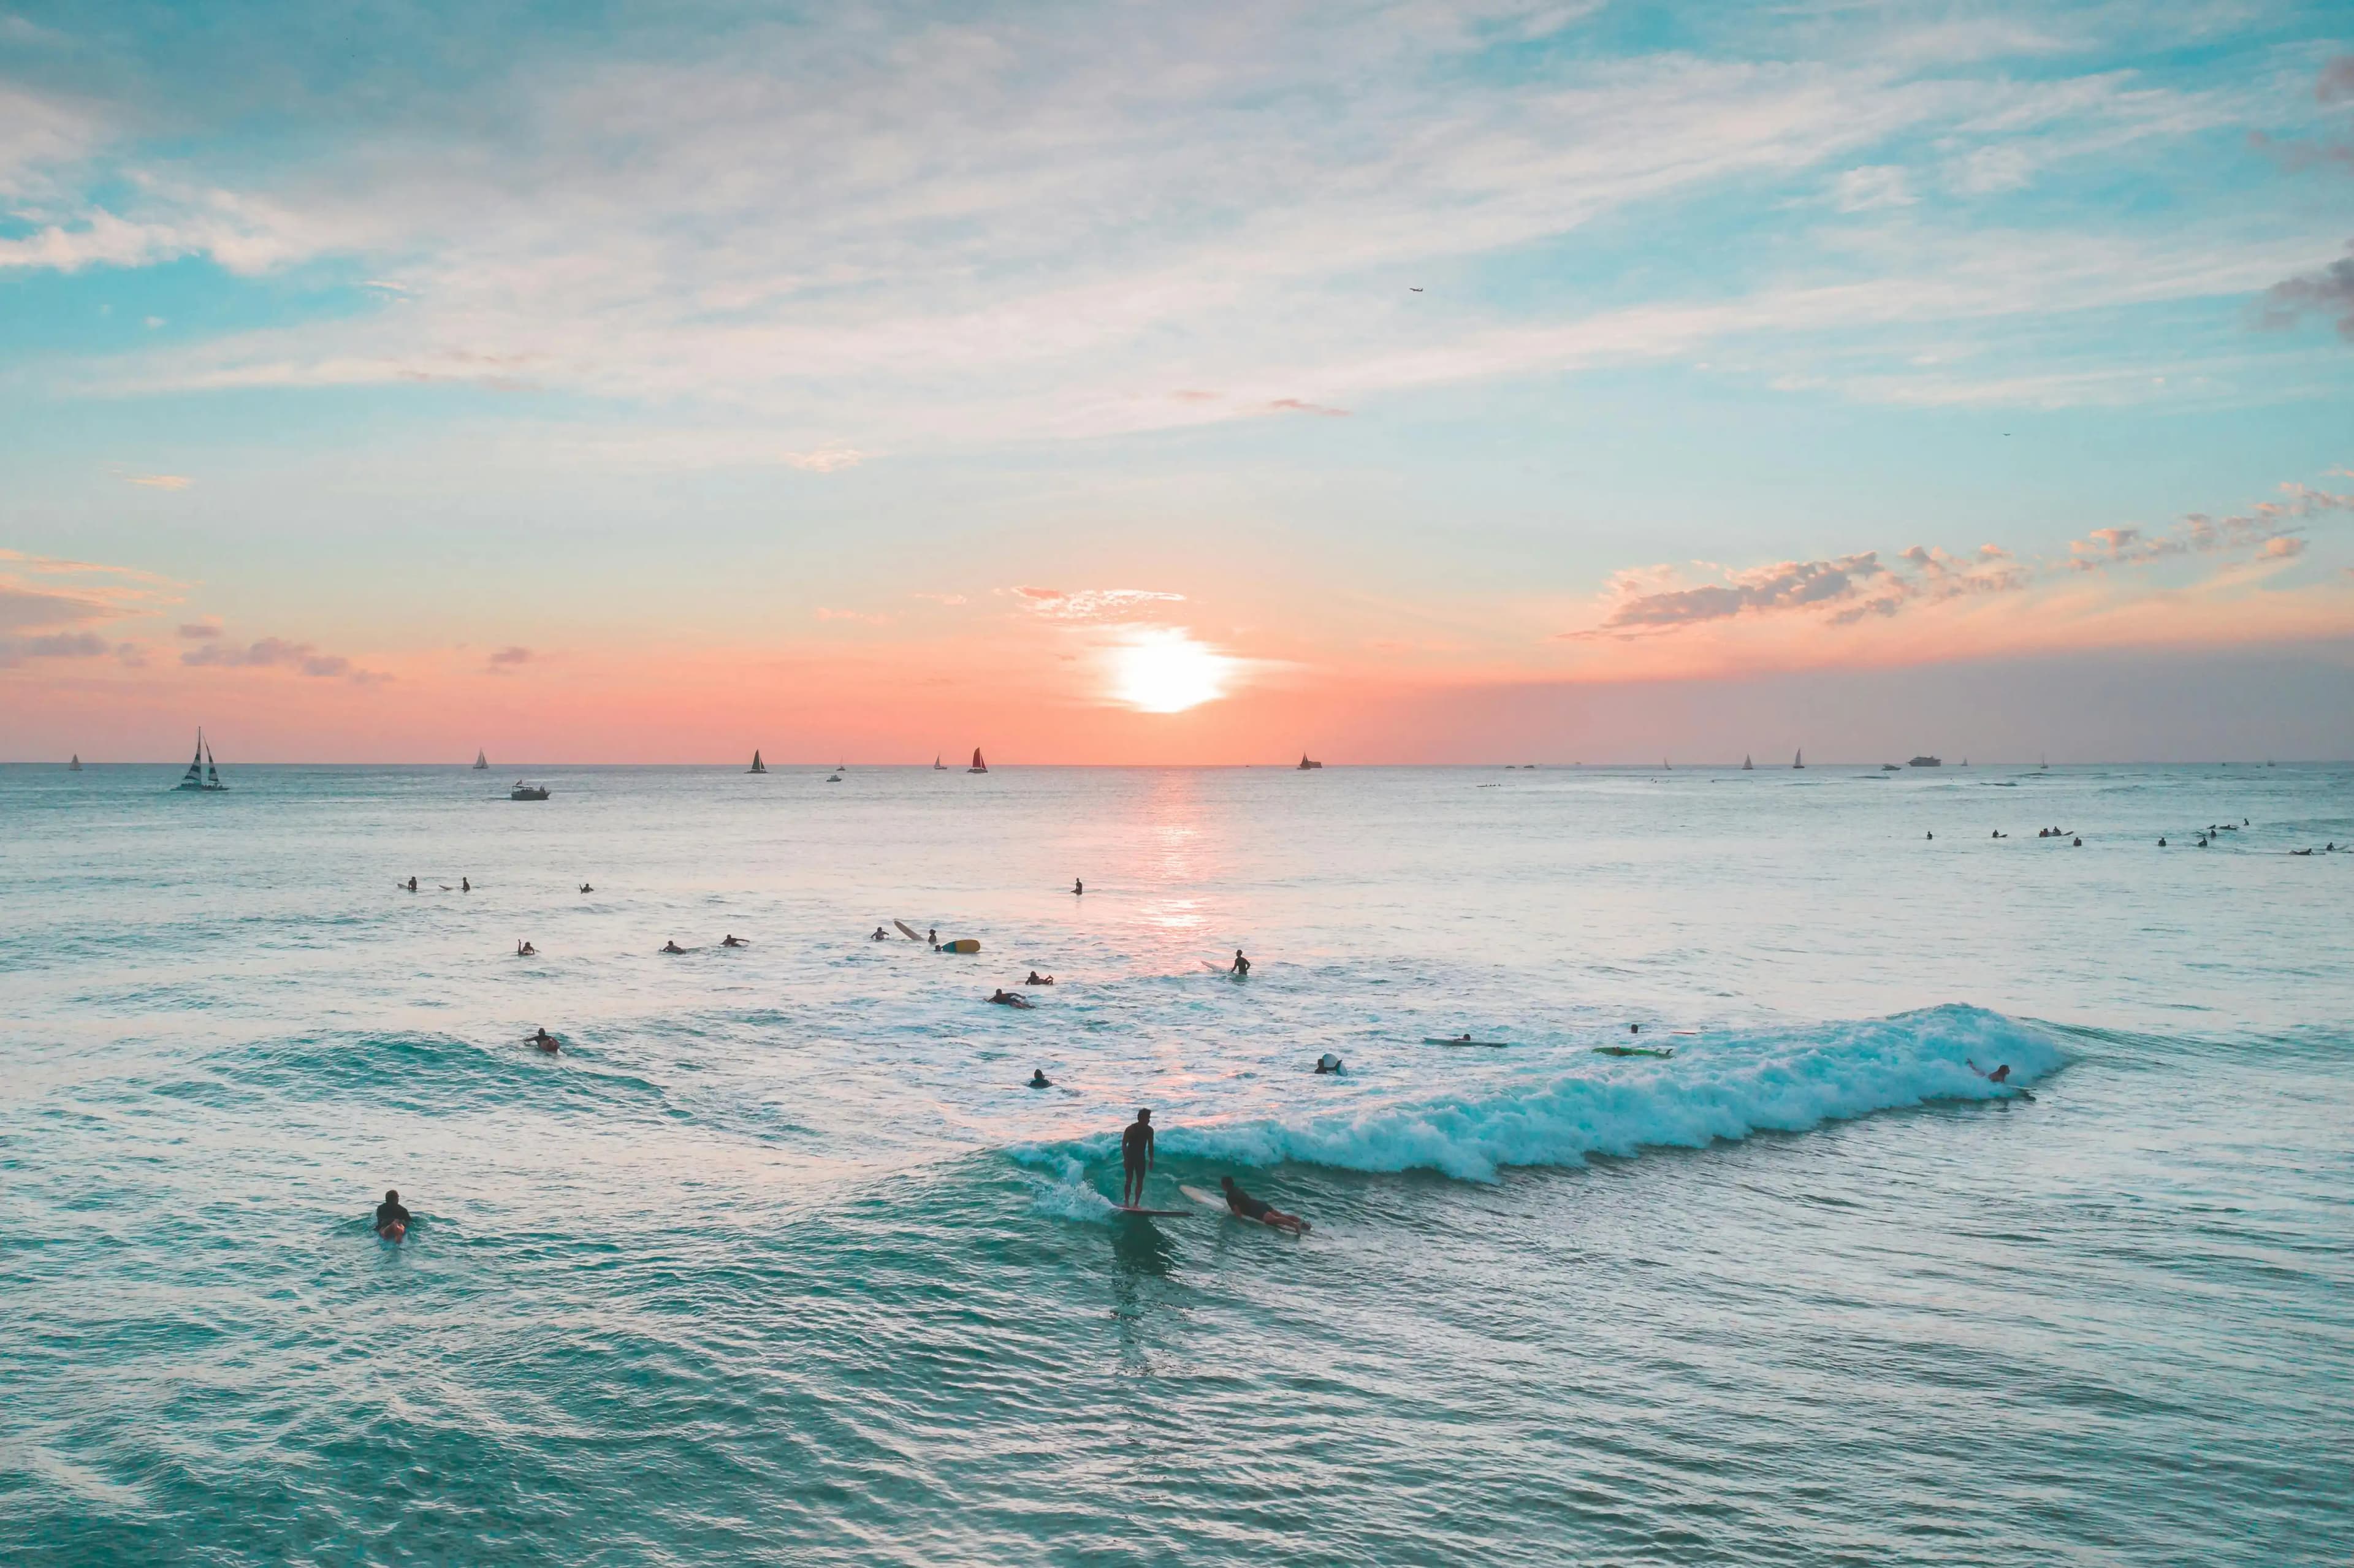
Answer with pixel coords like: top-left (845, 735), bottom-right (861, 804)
top-left (3, 762), bottom-right (2348, 1565)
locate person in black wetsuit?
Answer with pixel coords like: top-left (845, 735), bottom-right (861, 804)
top-left (1121, 1109), bottom-right (1154, 1206)
top-left (1218, 1174), bottom-right (1308, 1235)
top-left (375, 1189), bottom-right (410, 1238)
top-left (1231, 949), bottom-right (1251, 976)
top-left (1029, 1068), bottom-right (1051, 1088)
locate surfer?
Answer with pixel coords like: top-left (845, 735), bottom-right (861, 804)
top-left (1029, 1068), bottom-right (1051, 1088)
top-left (375, 1189), bottom-right (411, 1239)
top-left (1314, 1052), bottom-right (1343, 1074)
top-left (528, 1027), bottom-right (560, 1053)
top-left (870, 927), bottom-right (889, 941)
top-left (928, 927), bottom-right (939, 949)
top-left (406, 876), bottom-right (418, 892)
top-left (1024, 971), bottom-right (1054, 986)
top-left (516, 940), bottom-right (537, 956)
top-left (1967, 1059), bottom-right (2015, 1086)
top-left (461, 877), bottom-right (471, 892)
top-left (1629, 1023), bottom-right (1642, 1034)
top-left (580, 882), bottom-right (593, 893)
top-left (1231, 949), bottom-right (1251, 977)
top-left (1925, 831), bottom-right (1933, 840)
top-left (988, 989), bottom-right (1034, 1008)
top-left (661, 940), bottom-right (687, 954)
top-left (721, 934), bottom-right (747, 948)
top-left (2158, 837), bottom-right (2166, 847)
top-left (1121, 1109), bottom-right (1155, 1207)
top-left (2073, 837), bottom-right (2082, 847)
top-left (1073, 878), bottom-right (1084, 896)
top-left (1218, 1175), bottom-right (1308, 1235)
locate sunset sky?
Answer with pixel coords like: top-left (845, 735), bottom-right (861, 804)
top-left (4, 1), bottom-right (2352, 763)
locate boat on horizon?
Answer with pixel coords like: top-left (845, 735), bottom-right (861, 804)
top-left (1909, 755), bottom-right (1941, 767)
top-left (748, 750), bottom-right (766, 774)
top-left (69, 753), bottom-right (81, 772)
top-left (473, 749), bottom-right (489, 770)
top-left (934, 754), bottom-right (947, 771)
top-left (1742, 755), bottom-right (1752, 771)
top-left (1793, 749), bottom-right (1805, 770)
top-left (1297, 752), bottom-right (1322, 770)
top-left (968, 748), bottom-right (988, 774)
top-left (176, 730), bottom-right (226, 792)
top-left (509, 780), bottom-right (550, 801)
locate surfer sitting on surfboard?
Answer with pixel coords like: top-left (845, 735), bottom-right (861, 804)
top-left (375, 1189), bottom-right (410, 1240)
top-left (1029, 1068), bottom-right (1051, 1088)
top-left (1121, 1110), bottom-right (1154, 1207)
top-left (1219, 1176), bottom-right (1308, 1235)
top-left (870, 927), bottom-right (889, 941)
top-left (722, 934), bottom-right (747, 948)
top-left (528, 1027), bottom-right (560, 1054)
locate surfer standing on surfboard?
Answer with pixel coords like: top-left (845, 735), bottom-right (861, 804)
top-left (1121, 1109), bottom-right (1154, 1206)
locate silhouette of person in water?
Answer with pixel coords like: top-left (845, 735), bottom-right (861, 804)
top-left (1121, 1110), bottom-right (1155, 1206)
top-left (988, 988), bottom-right (1033, 1008)
top-left (871, 927), bottom-right (889, 941)
top-left (1232, 949), bottom-right (1251, 976)
top-left (406, 876), bottom-right (417, 892)
top-left (461, 877), bottom-right (470, 892)
top-left (528, 1027), bottom-right (560, 1053)
top-left (1073, 879), bottom-right (1084, 896)
top-left (1029, 1068), bottom-right (1051, 1088)
top-left (661, 940), bottom-right (686, 954)
top-left (375, 1189), bottom-right (410, 1238)
top-left (1025, 971), bottom-right (1054, 985)
top-left (722, 934), bottom-right (746, 948)
top-left (1314, 1052), bottom-right (1343, 1074)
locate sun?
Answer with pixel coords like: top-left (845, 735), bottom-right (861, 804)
top-left (1107, 628), bottom-right (1236, 713)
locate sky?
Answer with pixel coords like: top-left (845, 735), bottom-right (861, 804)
top-left (3, 0), bottom-right (2352, 764)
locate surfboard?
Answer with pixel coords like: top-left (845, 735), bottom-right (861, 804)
top-left (1179, 1184), bottom-right (1224, 1208)
top-left (939, 938), bottom-right (980, 954)
top-left (1201, 960), bottom-right (1244, 975)
top-left (1423, 1037), bottom-right (1509, 1047)
top-left (378, 1223), bottom-right (406, 1243)
top-left (1113, 1206), bottom-right (1190, 1217)
top-left (893, 919), bottom-right (924, 942)
top-left (1592, 1046), bottom-right (1674, 1059)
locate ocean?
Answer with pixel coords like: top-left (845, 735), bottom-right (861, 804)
top-left (2, 761), bottom-right (2348, 1566)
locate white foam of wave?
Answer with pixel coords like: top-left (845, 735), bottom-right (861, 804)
top-left (1015, 1004), bottom-right (2065, 1184)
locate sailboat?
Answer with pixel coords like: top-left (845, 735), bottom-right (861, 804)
top-left (1297, 752), bottom-right (1322, 771)
top-left (1663, 758), bottom-right (1672, 771)
top-left (473, 749), bottom-right (489, 771)
top-left (748, 750), bottom-right (767, 774)
top-left (1742, 754), bottom-right (1753, 771)
top-left (176, 730), bottom-right (227, 791)
top-left (1792, 749), bottom-right (1805, 770)
top-left (967, 748), bottom-right (988, 774)
top-left (69, 753), bottom-right (82, 772)
top-left (934, 754), bottom-right (947, 771)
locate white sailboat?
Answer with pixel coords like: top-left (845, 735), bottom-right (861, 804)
top-left (473, 750), bottom-right (489, 770)
top-left (1792, 749), bottom-right (1805, 770)
top-left (968, 748), bottom-right (988, 774)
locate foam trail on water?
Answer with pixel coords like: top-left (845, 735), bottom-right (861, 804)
top-left (1016, 1004), bottom-right (2065, 1183)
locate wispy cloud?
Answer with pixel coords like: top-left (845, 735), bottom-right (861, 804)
top-left (178, 621), bottom-right (220, 639)
top-left (181, 635), bottom-right (389, 682)
top-left (0, 630), bottom-right (112, 666)
top-left (2066, 482), bottom-right (2353, 570)
top-left (782, 446), bottom-right (869, 473)
top-left (815, 607), bottom-right (890, 625)
top-left (123, 473), bottom-right (191, 489)
top-left (1012, 587), bottom-right (1186, 622)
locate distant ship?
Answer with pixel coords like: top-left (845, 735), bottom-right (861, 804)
top-left (1908, 755), bottom-right (1941, 768)
top-left (1793, 749), bottom-right (1805, 770)
top-left (509, 780), bottom-right (550, 801)
top-left (934, 754), bottom-right (947, 771)
top-left (69, 753), bottom-right (82, 772)
top-left (748, 750), bottom-right (766, 774)
top-left (473, 749), bottom-right (489, 770)
top-left (176, 730), bottom-right (226, 792)
top-left (968, 748), bottom-right (988, 774)
top-left (1881, 763), bottom-right (1901, 771)
top-left (1297, 752), bottom-right (1322, 770)
top-left (1742, 755), bottom-right (1752, 771)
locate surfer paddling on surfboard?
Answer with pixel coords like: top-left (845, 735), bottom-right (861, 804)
top-left (1219, 1176), bottom-right (1309, 1235)
top-left (1120, 1109), bottom-right (1155, 1207)
top-left (375, 1189), bottom-right (410, 1241)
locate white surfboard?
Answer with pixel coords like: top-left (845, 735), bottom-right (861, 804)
top-left (1179, 1184), bottom-right (1225, 1208)
top-left (894, 919), bottom-right (924, 942)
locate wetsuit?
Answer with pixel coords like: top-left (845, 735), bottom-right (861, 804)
top-left (375, 1199), bottom-right (410, 1236)
top-left (1224, 1186), bottom-right (1273, 1222)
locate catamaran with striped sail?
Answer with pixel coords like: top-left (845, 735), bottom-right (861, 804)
top-left (176, 730), bottom-right (226, 791)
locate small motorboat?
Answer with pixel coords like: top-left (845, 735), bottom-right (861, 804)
top-left (509, 780), bottom-right (550, 801)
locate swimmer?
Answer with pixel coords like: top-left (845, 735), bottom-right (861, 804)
top-left (375, 1189), bottom-right (411, 1239)
top-left (721, 934), bottom-right (746, 948)
top-left (580, 883), bottom-right (593, 894)
top-left (2158, 837), bottom-right (2166, 847)
top-left (661, 940), bottom-right (687, 954)
top-left (1218, 1175), bottom-right (1309, 1235)
top-left (988, 988), bottom-right (1034, 1008)
top-left (516, 940), bottom-right (537, 957)
top-left (1120, 1109), bottom-right (1154, 1207)
top-left (2073, 837), bottom-right (2082, 847)
top-left (1024, 971), bottom-right (1054, 986)
top-left (1313, 1052), bottom-right (1343, 1074)
top-left (1231, 948), bottom-right (1251, 977)
top-left (528, 1027), bottom-right (560, 1053)
top-left (1028, 1068), bottom-right (1051, 1089)
top-left (870, 927), bottom-right (889, 941)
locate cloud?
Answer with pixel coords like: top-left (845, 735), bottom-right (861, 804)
top-left (487, 645), bottom-right (533, 664)
top-left (0, 583), bottom-right (116, 632)
top-left (782, 445), bottom-right (869, 473)
top-left (1011, 587), bottom-right (1186, 622)
top-left (2257, 245), bottom-right (2354, 341)
top-left (1834, 164), bottom-right (1917, 210)
top-left (1576, 539), bottom-right (2032, 637)
top-left (912, 592), bottom-right (968, 606)
top-left (1261, 398), bottom-right (1350, 417)
top-left (0, 630), bottom-right (112, 666)
top-left (814, 607), bottom-right (890, 624)
top-left (121, 473), bottom-right (192, 490)
top-left (181, 636), bottom-right (389, 682)
top-left (2065, 481), bottom-right (2352, 570)
top-left (178, 622), bottom-right (221, 639)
